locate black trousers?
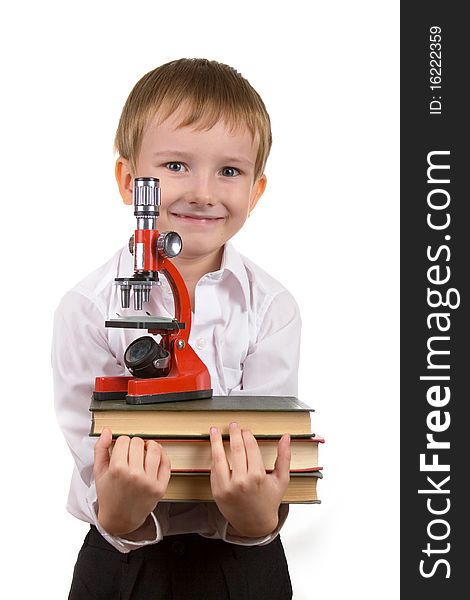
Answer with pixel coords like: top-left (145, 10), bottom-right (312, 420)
top-left (69, 526), bottom-right (293, 600)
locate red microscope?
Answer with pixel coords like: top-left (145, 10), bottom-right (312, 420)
top-left (93, 177), bottom-right (212, 405)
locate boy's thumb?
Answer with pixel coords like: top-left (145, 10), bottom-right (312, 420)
top-left (273, 434), bottom-right (291, 482)
top-left (93, 427), bottom-right (112, 479)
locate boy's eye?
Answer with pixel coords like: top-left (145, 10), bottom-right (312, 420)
top-left (221, 166), bottom-right (240, 177)
top-left (165, 162), bottom-right (186, 172)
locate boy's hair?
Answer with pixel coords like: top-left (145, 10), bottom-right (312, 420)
top-left (114, 58), bottom-right (272, 181)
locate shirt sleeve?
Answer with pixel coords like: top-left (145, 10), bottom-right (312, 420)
top-left (52, 290), bottom-right (165, 552)
top-left (223, 289), bottom-right (301, 544)
top-left (236, 289), bottom-right (301, 397)
top-left (209, 503), bottom-right (290, 546)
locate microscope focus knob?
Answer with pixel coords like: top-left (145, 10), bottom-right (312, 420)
top-left (157, 231), bottom-right (183, 258)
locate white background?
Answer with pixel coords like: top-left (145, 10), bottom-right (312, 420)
top-left (0, 1), bottom-right (399, 598)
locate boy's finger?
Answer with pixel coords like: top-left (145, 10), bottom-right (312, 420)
top-left (109, 435), bottom-right (131, 466)
top-left (228, 422), bottom-right (247, 476)
top-left (128, 437), bottom-right (145, 472)
top-left (93, 427), bottom-right (113, 479)
top-left (157, 447), bottom-right (171, 486)
top-left (272, 434), bottom-right (291, 483)
top-left (241, 429), bottom-right (264, 474)
top-left (144, 440), bottom-right (162, 476)
top-left (209, 426), bottom-right (230, 482)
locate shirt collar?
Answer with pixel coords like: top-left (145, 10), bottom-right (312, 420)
top-left (119, 240), bottom-right (250, 310)
top-left (217, 242), bottom-right (250, 309)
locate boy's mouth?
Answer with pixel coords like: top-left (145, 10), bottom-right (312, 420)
top-left (169, 211), bottom-right (225, 225)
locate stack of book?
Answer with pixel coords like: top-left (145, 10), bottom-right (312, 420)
top-left (89, 395), bottom-right (323, 503)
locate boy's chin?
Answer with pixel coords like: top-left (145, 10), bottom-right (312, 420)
top-left (178, 244), bottom-right (225, 264)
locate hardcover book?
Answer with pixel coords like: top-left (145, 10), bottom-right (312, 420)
top-left (90, 395), bottom-right (314, 438)
top-left (162, 471), bottom-right (323, 504)
top-left (109, 436), bottom-right (324, 472)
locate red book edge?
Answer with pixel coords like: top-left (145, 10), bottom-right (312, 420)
top-left (142, 436), bottom-right (325, 444)
top-left (170, 466), bottom-right (324, 473)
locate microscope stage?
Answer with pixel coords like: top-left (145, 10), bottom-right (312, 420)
top-left (105, 316), bottom-right (185, 331)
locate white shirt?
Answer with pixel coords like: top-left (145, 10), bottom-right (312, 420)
top-left (52, 241), bottom-right (301, 553)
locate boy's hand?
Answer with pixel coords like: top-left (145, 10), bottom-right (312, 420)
top-left (209, 423), bottom-right (291, 538)
top-left (93, 427), bottom-right (171, 536)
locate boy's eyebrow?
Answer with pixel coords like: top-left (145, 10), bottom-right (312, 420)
top-left (220, 156), bottom-right (255, 167)
top-left (153, 150), bottom-right (190, 158)
top-left (152, 150), bottom-right (254, 166)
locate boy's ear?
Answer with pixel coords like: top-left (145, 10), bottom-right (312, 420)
top-left (115, 158), bottom-right (134, 206)
top-left (248, 175), bottom-right (267, 215)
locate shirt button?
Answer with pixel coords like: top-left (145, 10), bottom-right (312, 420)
top-left (195, 337), bottom-right (206, 350)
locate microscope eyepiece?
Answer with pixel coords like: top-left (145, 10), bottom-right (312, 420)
top-left (134, 177), bottom-right (161, 229)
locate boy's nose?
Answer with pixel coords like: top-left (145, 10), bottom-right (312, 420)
top-left (188, 174), bottom-right (216, 206)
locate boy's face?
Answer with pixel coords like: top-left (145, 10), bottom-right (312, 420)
top-left (117, 112), bottom-right (266, 265)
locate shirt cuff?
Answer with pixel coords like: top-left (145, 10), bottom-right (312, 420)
top-left (213, 504), bottom-right (289, 546)
top-left (86, 481), bottom-right (163, 553)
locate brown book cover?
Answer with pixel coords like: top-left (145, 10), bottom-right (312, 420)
top-left (90, 395), bottom-right (314, 437)
top-left (162, 471), bottom-right (323, 504)
top-left (107, 436), bottom-right (324, 472)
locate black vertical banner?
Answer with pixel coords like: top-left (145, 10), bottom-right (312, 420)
top-left (401, 3), bottom-right (468, 597)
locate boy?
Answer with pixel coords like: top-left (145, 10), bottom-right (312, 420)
top-left (53, 58), bottom-right (301, 599)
